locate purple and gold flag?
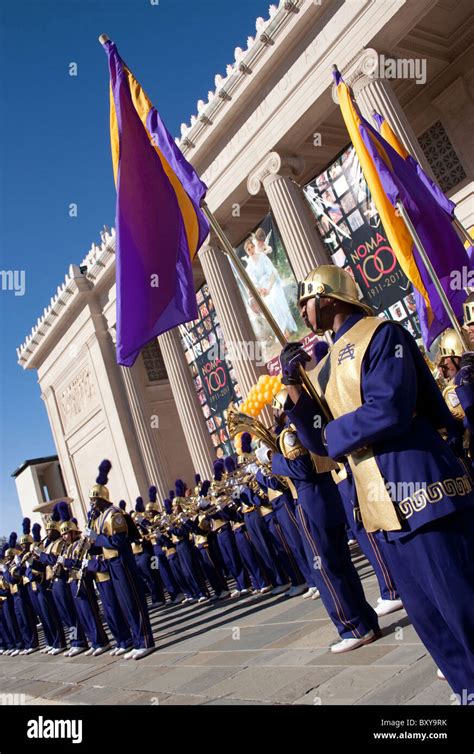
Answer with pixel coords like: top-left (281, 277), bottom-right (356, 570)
top-left (103, 39), bottom-right (209, 366)
top-left (334, 70), bottom-right (471, 347)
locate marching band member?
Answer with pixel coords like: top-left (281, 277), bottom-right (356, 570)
top-left (143, 490), bottom-right (184, 605)
top-left (0, 543), bottom-right (22, 655)
top-left (4, 529), bottom-right (39, 655)
top-left (186, 480), bottom-right (230, 600)
top-left (35, 506), bottom-right (88, 657)
top-left (132, 496), bottom-right (165, 607)
top-left (84, 460), bottom-right (155, 660)
top-left (58, 502), bottom-right (111, 657)
top-left (281, 264), bottom-right (474, 692)
top-left (169, 480), bottom-right (208, 603)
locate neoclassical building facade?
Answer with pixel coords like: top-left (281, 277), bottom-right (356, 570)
top-left (16, 0), bottom-right (474, 524)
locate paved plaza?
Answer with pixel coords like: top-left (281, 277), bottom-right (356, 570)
top-left (0, 547), bottom-right (452, 706)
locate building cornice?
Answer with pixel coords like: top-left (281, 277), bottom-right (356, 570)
top-left (17, 228), bottom-right (116, 369)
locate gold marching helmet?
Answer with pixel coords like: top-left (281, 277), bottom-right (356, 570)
top-left (463, 292), bottom-right (474, 327)
top-left (272, 387), bottom-right (289, 412)
top-left (57, 501), bottom-right (79, 535)
top-left (44, 512), bottom-right (60, 531)
top-left (19, 517), bottom-right (33, 546)
top-left (89, 460), bottom-right (112, 502)
top-left (437, 328), bottom-right (464, 363)
top-left (145, 485), bottom-right (160, 515)
top-left (297, 265), bottom-right (373, 315)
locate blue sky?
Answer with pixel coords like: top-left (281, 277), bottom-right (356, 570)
top-left (0, 0), bottom-right (271, 536)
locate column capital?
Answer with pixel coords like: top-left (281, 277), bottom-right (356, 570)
top-left (247, 151), bottom-right (304, 195)
top-left (331, 48), bottom-right (380, 104)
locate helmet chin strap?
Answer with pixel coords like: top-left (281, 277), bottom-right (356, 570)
top-left (314, 295), bottom-right (325, 336)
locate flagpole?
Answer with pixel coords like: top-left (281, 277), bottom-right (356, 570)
top-left (396, 201), bottom-right (469, 349)
top-left (453, 216), bottom-right (473, 247)
top-left (201, 203), bottom-right (332, 421)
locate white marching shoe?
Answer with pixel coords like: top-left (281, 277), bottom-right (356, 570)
top-left (217, 589), bottom-right (231, 600)
top-left (330, 630), bottom-right (377, 654)
top-left (9, 649), bottom-right (20, 657)
top-left (230, 589), bottom-right (241, 598)
top-left (24, 647), bottom-right (39, 655)
top-left (197, 596), bottom-right (208, 604)
top-left (40, 646), bottom-right (52, 654)
top-left (259, 585), bottom-right (272, 594)
top-left (374, 597), bottom-right (404, 617)
top-left (64, 646), bottom-right (87, 658)
top-left (84, 647), bottom-right (95, 657)
top-left (133, 647), bottom-right (155, 661)
top-left (92, 645), bottom-right (111, 657)
top-left (114, 647), bottom-right (130, 657)
top-left (171, 593), bottom-right (185, 605)
top-left (48, 647), bottom-right (66, 656)
top-left (311, 589), bottom-right (321, 600)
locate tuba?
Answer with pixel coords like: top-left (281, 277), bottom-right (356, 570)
top-left (226, 403), bottom-right (278, 454)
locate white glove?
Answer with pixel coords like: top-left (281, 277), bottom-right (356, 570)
top-left (14, 555), bottom-right (21, 566)
top-left (82, 557), bottom-right (89, 570)
top-left (198, 497), bottom-right (210, 510)
top-left (0, 564), bottom-right (5, 573)
top-left (246, 462), bottom-right (260, 475)
top-left (256, 444), bottom-right (272, 465)
top-left (32, 545), bottom-right (41, 556)
top-left (84, 528), bottom-right (97, 542)
top-left (231, 485), bottom-right (243, 501)
top-left (57, 555), bottom-right (65, 565)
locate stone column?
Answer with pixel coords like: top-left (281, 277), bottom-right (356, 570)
top-left (119, 357), bottom-right (171, 501)
top-left (339, 48), bottom-right (434, 177)
top-left (158, 327), bottom-right (215, 477)
top-left (198, 241), bottom-right (269, 396)
top-left (247, 152), bottom-right (330, 280)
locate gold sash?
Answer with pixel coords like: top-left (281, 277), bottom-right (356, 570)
top-left (309, 317), bottom-right (402, 533)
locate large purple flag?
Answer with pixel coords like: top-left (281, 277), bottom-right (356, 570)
top-left (359, 116), bottom-right (471, 347)
top-left (103, 40), bottom-right (209, 366)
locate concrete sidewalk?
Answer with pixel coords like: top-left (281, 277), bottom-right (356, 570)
top-left (0, 550), bottom-right (453, 705)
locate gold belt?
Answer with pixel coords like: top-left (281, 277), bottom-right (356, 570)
top-left (103, 548), bottom-right (119, 560)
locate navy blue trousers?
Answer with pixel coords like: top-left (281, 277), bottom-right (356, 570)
top-left (13, 588), bottom-right (38, 649)
top-left (31, 583), bottom-right (66, 649)
top-left (233, 527), bottom-right (267, 590)
top-left (298, 497), bottom-right (379, 639)
top-left (51, 578), bottom-right (87, 647)
top-left (338, 477), bottom-right (399, 601)
top-left (295, 505), bottom-right (319, 588)
top-left (215, 526), bottom-right (247, 591)
top-left (2, 595), bottom-right (22, 649)
top-left (36, 583), bottom-right (66, 649)
top-left (107, 554), bottom-right (154, 649)
top-left (96, 578), bottom-right (132, 649)
top-left (70, 579), bottom-right (109, 649)
top-left (196, 545), bottom-right (227, 596)
top-left (135, 552), bottom-right (165, 604)
top-left (378, 507), bottom-right (474, 697)
top-left (167, 553), bottom-right (191, 598)
top-left (273, 498), bottom-right (312, 587)
top-left (244, 510), bottom-right (286, 587)
top-left (0, 607), bottom-right (15, 650)
top-left (152, 547), bottom-right (180, 601)
top-left (176, 541), bottom-right (206, 599)
top-left (264, 509), bottom-right (304, 586)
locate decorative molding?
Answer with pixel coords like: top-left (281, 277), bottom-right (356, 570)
top-left (247, 151), bottom-right (304, 195)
